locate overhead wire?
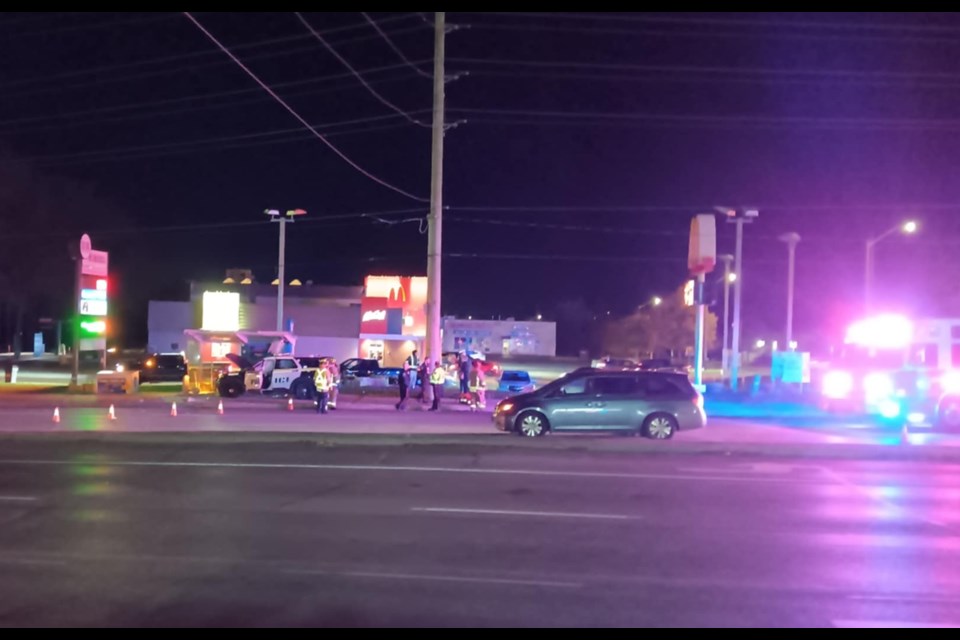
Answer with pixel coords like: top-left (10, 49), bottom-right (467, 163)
top-left (294, 12), bottom-right (431, 128)
top-left (183, 11), bottom-right (428, 203)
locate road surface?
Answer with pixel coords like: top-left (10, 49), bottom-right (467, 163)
top-left (0, 438), bottom-right (958, 627)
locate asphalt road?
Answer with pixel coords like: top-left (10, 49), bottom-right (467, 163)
top-left (0, 439), bottom-right (958, 627)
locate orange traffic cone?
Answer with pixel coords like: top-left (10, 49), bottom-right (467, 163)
top-left (287, 398), bottom-right (294, 412)
top-left (52, 408), bottom-right (60, 424)
top-left (170, 403), bottom-right (178, 418)
top-left (108, 405), bottom-right (117, 421)
top-left (217, 401), bottom-right (224, 416)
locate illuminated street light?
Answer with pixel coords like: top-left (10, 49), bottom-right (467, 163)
top-left (727, 273), bottom-right (738, 284)
top-left (865, 220), bottom-right (919, 310)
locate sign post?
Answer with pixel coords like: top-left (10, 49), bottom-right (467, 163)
top-left (72, 234), bottom-right (109, 387)
top-left (688, 215), bottom-right (717, 391)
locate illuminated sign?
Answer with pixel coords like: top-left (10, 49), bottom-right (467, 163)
top-left (81, 288), bottom-right (107, 301)
top-left (684, 280), bottom-right (695, 307)
top-left (81, 250), bottom-right (109, 277)
top-left (202, 292), bottom-right (241, 332)
top-left (80, 319), bottom-right (107, 336)
top-left (362, 310), bottom-right (387, 323)
top-left (79, 299), bottom-right (108, 317)
top-left (96, 279), bottom-right (108, 292)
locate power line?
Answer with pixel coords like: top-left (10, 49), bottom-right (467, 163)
top-left (467, 12), bottom-right (960, 36)
top-left (295, 12), bottom-right (431, 128)
top-left (183, 11), bottom-right (428, 203)
top-left (452, 56), bottom-right (960, 84)
top-left (0, 61), bottom-right (431, 134)
top-left (454, 108), bottom-right (960, 133)
top-left (361, 12), bottom-right (432, 78)
top-left (33, 122), bottom-right (414, 167)
top-left (465, 19), bottom-right (960, 46)
top-left (0, 15), bottom-right (420, 92)
top-left (2, 22), bottom-right (430, 101)
top-left (0, 12), bottom-right (179, 40)
top-left (0, 208), bottom-right (427, 241)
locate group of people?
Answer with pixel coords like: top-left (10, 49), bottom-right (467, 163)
top-left (313, 350), bottom-right (487, 416)
top-left (395, 350), bottom-right (447, 412)
top-left (395, 350), bottom-right (487, 412)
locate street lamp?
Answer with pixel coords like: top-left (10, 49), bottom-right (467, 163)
top-left (865, 220), bottom-right (918, 310)
top-left (265, 208), bottom-right (307, 332)
top-left (638, 297), bottom-right (663, 312)
top-left (716, 207), bottom-right (759, 392)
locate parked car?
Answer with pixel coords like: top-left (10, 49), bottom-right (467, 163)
top-left (340, 359), bottom-right (403, 384)
top-left (591, 357), bottom-right (638, 370)
top-left (136, 353), bottom-right (188, 384)
top-left (493, 369), bottom-right (705, 439)
top-left (498, 370), bottom-right (535, 394)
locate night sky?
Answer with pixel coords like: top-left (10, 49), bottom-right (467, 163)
top-left (3, 11), bottom-right (960, 350)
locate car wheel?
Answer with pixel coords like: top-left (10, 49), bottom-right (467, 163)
top-left (291, 380), bottom-right (314, 401)
top-left (642, 414), bottom-right (678, 440)
top-left (939, 397), bottom-right (960, 431)
top-left (219, 381), bottom-right (244, 399)
top-left (517, 411), bottom-right (549, 438)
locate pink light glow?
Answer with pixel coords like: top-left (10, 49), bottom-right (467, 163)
top-left (823, 370), bottom-right (854, 399)
top-left (845, 314), bottom-right (913, 350)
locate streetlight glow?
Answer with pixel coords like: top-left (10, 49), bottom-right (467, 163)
top-left (727, 273), bottom-right (738, 284)
top-left (903, 220), bottom-right (918, 234)
top-left (652, 297), bottom-right (663, 307)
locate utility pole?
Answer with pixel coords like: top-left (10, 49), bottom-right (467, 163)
top-left (719, 254), bottom-right (734, 376)
top-left (426, 12), bottom-right (446, 363)
top-left (693, 274), bottom-right (706, 389)
top-left (780, 233), bottom-right (801, 351)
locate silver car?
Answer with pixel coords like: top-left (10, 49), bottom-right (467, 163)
top-left (493, 370), bottom-right (705, 439)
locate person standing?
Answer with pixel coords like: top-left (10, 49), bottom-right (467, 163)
top-left (459, 352), bottom-right (472, 396)
top-left (396, 362), bottom-right (410, 411)
top-left (314, 365), bottom-right (331, 415)
top-left (406, 349), bottom-right (420, 370)
top-left (327, 360), bottom-right (340, 411)
top-left (430, 361), bottom-right (445, 411)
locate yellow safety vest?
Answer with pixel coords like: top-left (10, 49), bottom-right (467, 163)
top-left (430, 368), bottom-right (446, 385)
top-left (314, 368), bottom-right (331, 392)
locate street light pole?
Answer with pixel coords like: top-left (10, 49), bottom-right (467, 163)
top-left (719, 254), bottom-right (734, 376)
top-left (719, 208), bottom-right (758, 392)
top-left (426, 12), bottom-right (446, 363)
top-left (266, 209), bottom-right (306, 333)
top-left (780, 233), bottom-right (801, 351)
top-left (864, 220), bottom-right (918, 311)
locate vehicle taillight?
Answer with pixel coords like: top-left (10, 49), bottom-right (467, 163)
top-left (693, 394), bottom-right (704, 410)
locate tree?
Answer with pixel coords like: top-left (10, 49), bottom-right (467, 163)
top-left (0, 150), bottom-right (125, 358)
top-left (602, 284), bottom-right (718, 360)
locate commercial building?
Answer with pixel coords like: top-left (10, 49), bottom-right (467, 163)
top-left (148, 273), bottom-right (362, 364)
top-left (441, 317), bottom-right (556, 358)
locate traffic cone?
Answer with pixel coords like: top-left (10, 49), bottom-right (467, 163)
top-left (170, 403), bottom-right (178, 418)
top-left (217, 401), bottom-right (224, 416)
top-left (52, 408), bottom-right (60, 424)
top-left (108, 405), bottom-right (117, 421)
top-left (287, 398), bottom-right (294, 412)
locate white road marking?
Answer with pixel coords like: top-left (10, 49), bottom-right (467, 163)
top-left (412, 507), bottom-right (639, 521)
top-left (834, 620), bottom-right (959, 629)
top-left (289, 569), bottom-right (581, 589)
top-left (0, 459), bottom-right (814, 484)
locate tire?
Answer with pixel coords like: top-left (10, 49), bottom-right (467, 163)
top-left (516, 411), bottom-right (549, 438)
top-left (219, 379), bottom-right (245, 399)
top-left (642, 413), bottom-right (678, 440)
top-left (939, 396), bottom-right (960, 431)
top-left (291, 379), bottom-right (315, 401)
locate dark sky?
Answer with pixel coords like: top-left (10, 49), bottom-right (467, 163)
top-left (3, 11), bottom-right (960, 349)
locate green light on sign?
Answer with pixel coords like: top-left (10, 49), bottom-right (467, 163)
top-left (80, 320), bottom-right (106, 336)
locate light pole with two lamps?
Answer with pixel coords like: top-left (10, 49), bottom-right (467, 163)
top-left (265, 208), bottom-right (307, 333)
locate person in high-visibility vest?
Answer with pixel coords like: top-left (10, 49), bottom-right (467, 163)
top-left (429, 361), bottom-right (446, 412)
top-left (314, 366), bottom-right (332, 415)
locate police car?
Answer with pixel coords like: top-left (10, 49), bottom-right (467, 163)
top-left (218, 354), bottom-right (322, 399)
